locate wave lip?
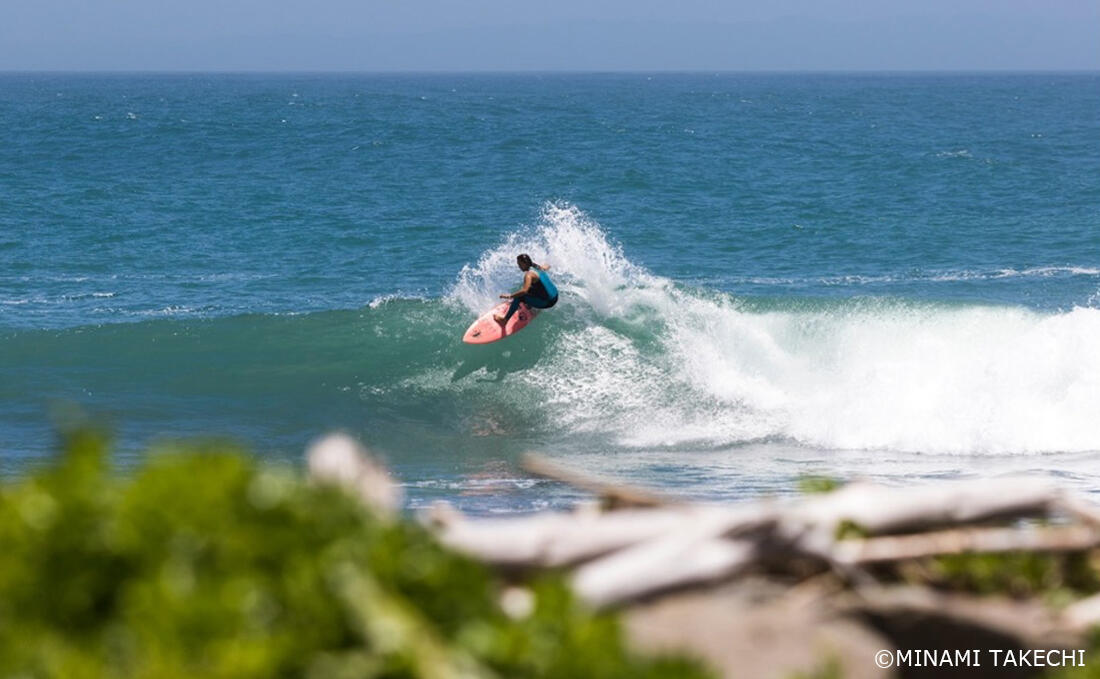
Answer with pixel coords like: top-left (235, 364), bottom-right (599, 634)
top-left (449, 203), bottom-right (651, 317)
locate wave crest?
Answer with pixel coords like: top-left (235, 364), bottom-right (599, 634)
top-left (443, 205), bottom-right (1100, 455)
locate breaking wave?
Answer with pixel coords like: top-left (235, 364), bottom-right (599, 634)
top-left (5, 205), bottom-right (1099, 457)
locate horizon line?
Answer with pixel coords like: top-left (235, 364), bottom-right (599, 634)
top-left (2, 68), bottom-right (1098, 76)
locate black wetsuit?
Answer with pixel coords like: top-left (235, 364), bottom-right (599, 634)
top-left (502, 267), bottom-right (558, 323)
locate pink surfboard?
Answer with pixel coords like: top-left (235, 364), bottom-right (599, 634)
top-left (462, 302), bottom-right (538, 344)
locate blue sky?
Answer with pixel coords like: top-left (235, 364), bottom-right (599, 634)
top-left (2, 0), bottom-right (1097, 71)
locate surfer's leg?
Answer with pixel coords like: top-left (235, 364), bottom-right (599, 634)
top-left (495, 297), bottom-right (524, 324)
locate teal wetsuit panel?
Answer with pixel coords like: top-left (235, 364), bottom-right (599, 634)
top-left (501, 268), bottom-right (559, 324)
top-left (537, 269), bottom-right (558, 299)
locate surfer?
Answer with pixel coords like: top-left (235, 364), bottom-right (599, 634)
top-left (494, 254), bottom-right (558, 324)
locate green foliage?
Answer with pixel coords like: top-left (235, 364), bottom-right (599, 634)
top-left (924, 552), bottom-right (1100, 600)
top-left (0, 431), bottom-right (714, 679)
top-left (833, 520), bottom-right (868, 541)
top-left (797, 476), bottom-right (841, 495)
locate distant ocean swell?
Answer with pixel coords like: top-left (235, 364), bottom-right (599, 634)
top-left (5, 205), bottom-right (1099, 458)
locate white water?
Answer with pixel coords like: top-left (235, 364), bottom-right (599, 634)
top-left (449, 204), bottom-right (1100, 456)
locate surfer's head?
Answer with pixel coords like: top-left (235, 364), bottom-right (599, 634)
top-left (516, 253), bottom-right (533, 271)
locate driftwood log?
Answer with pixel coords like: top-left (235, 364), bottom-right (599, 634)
top-left (306, 441), bottom-right (1100, 678)
top-left (428, 456), bottom-right (1100, 608)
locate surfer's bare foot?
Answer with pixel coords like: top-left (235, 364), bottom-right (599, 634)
top-left (493, 314), bottom-right (505, 324)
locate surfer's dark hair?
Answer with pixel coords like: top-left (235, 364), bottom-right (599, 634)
top-left (517, 253), bottom-right (533, 267)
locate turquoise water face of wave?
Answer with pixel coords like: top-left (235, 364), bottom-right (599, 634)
top-left (2, 74), bottom-right (1099, 512)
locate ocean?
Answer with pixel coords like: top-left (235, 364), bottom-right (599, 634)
top-left (2, 72), bottom-right (1098, 513)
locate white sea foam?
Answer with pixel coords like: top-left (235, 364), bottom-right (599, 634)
top-left (450, 203), bottom-right (647, 318)
top-left (931, 266), bottom-right (1100, 281)
top-left (367, 293), bottom-right (428, 309)
top-left (728, 266), bottom-right (1100, 287)
top-left (448, 204), bottom-right (1100, 456)
top-left (90, 305), bottom-right (211, 318)
top-left (1088, 287), bottom-right (1100, 309)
